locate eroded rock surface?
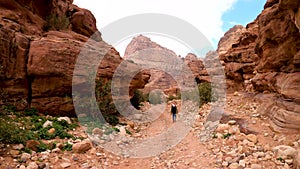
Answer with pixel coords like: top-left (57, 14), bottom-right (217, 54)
top-left (0, 0), bottom-right (149, 116)
top-left (218, 0), bottom-right (300, 131)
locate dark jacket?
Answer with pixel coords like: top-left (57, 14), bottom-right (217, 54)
top-left (171, 105), bottom-right (177, 114)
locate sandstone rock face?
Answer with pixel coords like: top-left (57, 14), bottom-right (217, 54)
top-left (124, 35), bottom-right (177, 59)
top-left (218, 23), bottom-right (259, 92)
top-left (124, 35), bottom-right (179, 95)
top-left (124, 35), bottom-right (209, 97)
top-left (0, 0), bottom-right (149, 116)
top-left (70, 5), bottom-right (101, 39)
top-left (184, 53), bottom-right (209, 84)
top-left (0, 26), bottom-right (30, 110)
top-left (219, 0), bottom-right (300, 131)
top-left (253, 0), bottom-right (300, 131)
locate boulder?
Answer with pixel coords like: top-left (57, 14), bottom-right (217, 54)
top-left (294, 149), bottom-right (300, 169)
top-left (273, 145), bottom-right (297, 160)
top-left (72, 140), bottom-right (92, 153)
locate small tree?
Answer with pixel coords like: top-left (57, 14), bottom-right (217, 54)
top-left (130, 89), bottom-right (148, 109)
top-left (198, 82), bottom-right (212, 106)
top-left (44, 14), bottom-right (70, 31)
top-left (149, 90), bottom-right (165, 105)
top-left (95, 79), bottom-right (119, 125)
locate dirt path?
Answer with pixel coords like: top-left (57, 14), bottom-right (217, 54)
top-left (1, 93), bottom-right (300, 169)
top-left (105, 101), bottom-right (212, 168)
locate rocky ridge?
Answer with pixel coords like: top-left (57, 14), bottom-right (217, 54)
top-left (123, 35), bottom-right (209, 96)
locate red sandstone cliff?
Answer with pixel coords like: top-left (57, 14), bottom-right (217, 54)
top-left (0, 0), bottom-right (149, 116)
top-left (218, 0), bottom-right (300, 131)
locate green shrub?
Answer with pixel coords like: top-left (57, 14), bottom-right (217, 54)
top-left (95, 79), bottom-right (118, 115)
top-left (2, 104), bottom-right (16, 113)
top-left (0, 110), bottom-right (77, 144)
top-left (222, 133), bottom-right (231, 139)
top-left (149, 90), bottom-right (164, 105)
top-left (103, 114), bottom-right (119, 126)
top-left (95, 79), bottom-right (120, 126)
top-left (62, 142), bottom-right (73, 151)
top-left (212, 133), bottom-right (218, 139)
top-left (112, 127), bottom-right (120, 132)
top-left (276, 157), bottom-right (284, 162)
top-left (198, 82), bottom-right (213, 106)
top-left (23, 147), bottom-right (32, 154)
top-left (37, 127), bottom-right (55, 140)
top-left (44, 14), bottom-right (69, 31)
top-left (0, 117), bottom-right (28, 144)
top-left (126, 129), bottom-right (132, 135)
top-left (130, 89), bottom-right (148, 109)
top-left (36, 142), bottom-right (51, 152)
top-left (24, 107), bottom-right (38, 116)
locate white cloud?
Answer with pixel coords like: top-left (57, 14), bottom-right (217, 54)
top-left (73, 0), bottom-right (237, 56)
top-left (229, 21), bottom-right (242, 25)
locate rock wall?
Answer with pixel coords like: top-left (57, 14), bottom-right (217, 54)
top-left (218, 24), bottom-right (258, 92)
top-left (219, 0), bottom-right (300, 131)
top-left (0, 0), bottom-right (148, 116)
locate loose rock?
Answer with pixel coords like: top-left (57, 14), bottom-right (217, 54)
top-left (92, 128), bottom-right (103, 136)
top-left (273, 145), bottom-right (297, 160)
top-left (250, 164), bottom-right (262, 169)
top-left (246, 134), bottom-right (258, 144)
top-left (27, 162), bottom-right (38, 169)
top-left (42, 120), bottom-right (53, 128)
top-left (57, 117), bottom-right (72, 124)
top-left (72, 140), bottom-right (92, 153)
top-left (60, 162), bottom-right (71, 168)
top-left (20, 153), bottom-right (31, 162)
top-left (12, 144), bottom-right (24, 150)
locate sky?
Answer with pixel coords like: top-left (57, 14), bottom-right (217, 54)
top-left (73, 0), bottom-right (266, 57)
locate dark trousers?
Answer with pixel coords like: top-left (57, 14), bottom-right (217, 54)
top-left (172, 113), bottom-right (176, 122)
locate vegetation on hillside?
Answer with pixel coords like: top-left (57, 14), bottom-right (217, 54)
top-left (0, 105), bottom-right (78, 152)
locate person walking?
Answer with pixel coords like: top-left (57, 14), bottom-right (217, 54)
top-left (171, 102), bottom-right (177, 122)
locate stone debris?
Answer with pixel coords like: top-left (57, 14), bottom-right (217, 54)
top-left (12, 144), bottom-right (24, 150)
top-left (1, 95), bottom-right (300, 169)
top-left (60, 162), bottom-right (71, 168)
top-left (20, 153), bottom-right (31, 162)
top-left (27, 162), bottom-right (38, 169)
top-left (57, 117), bottom-right (72, 124)
top-left (42, 120), bottom-right (53, 128)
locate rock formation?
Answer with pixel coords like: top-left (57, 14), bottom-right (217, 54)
top-left (124, 35), bottom-right (179, 95)
top-left (218, 24), bottom-right (258, 92)
top-left (123, 35), bottom-right (210, 97)
top-left (0, 0), bottom-right (149, 116)
top-left (124, 35), bottom-right (177, 59)
top-left (218, 0), bottom-right (300, 131)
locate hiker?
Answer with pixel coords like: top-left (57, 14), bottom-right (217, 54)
top-left (171, 102), bottom-right (177, 122)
